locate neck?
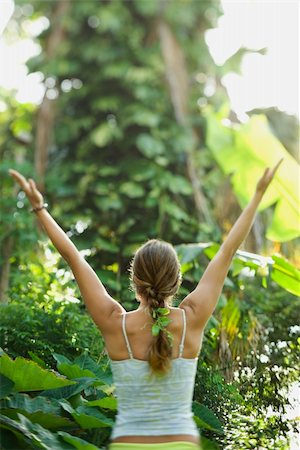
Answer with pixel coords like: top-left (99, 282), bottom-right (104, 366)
top-left (137, 302), bottom-right (170, 311)
top-left (137, 303), bottom-right (150, 311)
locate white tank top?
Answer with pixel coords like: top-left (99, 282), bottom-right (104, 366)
top-left (109, 308), bottom-right (200, 439)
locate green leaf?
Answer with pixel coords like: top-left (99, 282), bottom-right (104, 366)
top-left (123, 159), bottom-right (157, 181)
top-left (2, 409), bottom-right (74, 429)
top-left (28, 351), bottom-right (47, 369)
top-left (59, 400), bottom-right (75, 415)
top-left (71, 406), bottom-right (114, 429)
top-left (53, 353), bottom-right (72, 366)
top-left (123, 108), bottom-right (159, 128)
top-left (86, 396), bottom-right (117, 410)
top-left (133, 0), bottom-right (159, 16)
top-left (162, 201), bottom-right (190, 222)
top-left (40, 378), bottom-right (95, 400)
top-left (231, 258), bottom-right (246, 277)
top-left (94, 194), bottom-right (122, 212)
top-left (151, 324), bottom-right (161, 336)
top-left (93, 96), bottom-right (121, 112)
top-left (0, 413), bottom-right (72, 449)
top-left (0, 355), bottom-right (75, 392)
top-left (58, 431), bottom-right (102, 450)
top-left (0, 393), bottom-right (60, 415)
top-left (57, 363), bottom-right (96, 380)
top-left (18, 414), bottom-right (72, 449)
top-left (203, 243), bottom-right (220, 260)
top-left (102, 60), bottom-right (131, 77)
top-left (270, 254), bottom-right (300, 297)
top-left (0, 393), bottom-right (74, 428)
top-left (157, 308), bottom-right (170, 315)
top-left (74, 355), bottom-right (113, 386)
top-left (220, 47), bottom-right (266, 77)
top-left (120, 182), bottom-right (145, 198)
top-left (201, 435), bottom-right (221, 450)
top-left (73, 354), bottom-right (102, 375)
top-left (91, 122), bottom-right (122, 148)
top-left (205, 104), bottom-right (300, 242)
top-left (158, 316), bottom-right (171, 327)
top-left (136, 133), bottom-right (165, 158)
top-left (0, 413), bottom-right (43, 448)
top-left (180, 261), bottom-right (194, 274)
top-left (165, 174), bottom-right (192, 195)
top-left (58, 354), bottom-right (114, 386)
top-left (192, 401), bottom-right (224, 434)
top-left (0, 374), bottom-right (14, 399)
top-left (262, 276), bottom-right (267, 288)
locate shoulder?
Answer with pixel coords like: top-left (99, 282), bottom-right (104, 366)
top-left (109, 306), bottom-right (139, 326)
top-left (178, 303), bottom-right (204, 332)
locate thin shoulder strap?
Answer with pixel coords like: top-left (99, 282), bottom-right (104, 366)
top-left (122, 313), bottom-right (134, 359)
top-left (178, 308), bottom-right (187, 358)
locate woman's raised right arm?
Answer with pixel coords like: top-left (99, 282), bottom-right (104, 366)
top-left (8, 169), bottom-right (126, 331)
top-left (9, 169), bottom-right (78, 261)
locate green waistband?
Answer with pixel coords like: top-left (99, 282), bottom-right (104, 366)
top-left (109, 442), bottom-right (201, 450)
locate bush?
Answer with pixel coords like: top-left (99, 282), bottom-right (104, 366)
top-left (0, 299), bottom-right (104, 368)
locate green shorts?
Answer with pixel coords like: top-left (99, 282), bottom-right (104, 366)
top-left (109, 442), bottom-right (201, 450)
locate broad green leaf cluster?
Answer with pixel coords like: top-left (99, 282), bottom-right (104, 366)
top-left (0, 351), bottom-right (222, 449)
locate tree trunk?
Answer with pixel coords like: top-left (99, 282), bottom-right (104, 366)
top-left (156, 18), bottom-right (213, 225)
top-left (35, 0), bottom-right (71, 192)
top-left (0, 235), bottom-right (14, 303)
top-left (0, 149), bottom-right (24, 303)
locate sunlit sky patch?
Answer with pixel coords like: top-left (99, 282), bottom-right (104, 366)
top-left (0, 0), bottom-right (299, 119)
top-left (205, 0), bottom-right (299, 121)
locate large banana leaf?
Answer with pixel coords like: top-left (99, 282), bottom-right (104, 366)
top-left (0, 355), bottom-right (75, 392)
top-left (176, 243), bottom-right (300, 297)
top-left (204, 103), bottom-right (300, 242)
top-left (86, 397), bottom-right (117, 411)
top-left (58, 431), bottom-right (103, 449)
top-left (0, 413), bottom-right (72, 450)
top-left (70, 406), bottom-right (114, 429)
top-left (0, 374), bottom-right (14, 399)
top-left (53, 353), bottom-right (113, 385)
top-left (0, 393), bottom-right (74, 429)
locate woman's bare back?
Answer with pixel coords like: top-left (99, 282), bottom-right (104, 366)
top-left (103, 305), bottom-right (203, 445)
top-left (103, 306), bottom-right (204, 363)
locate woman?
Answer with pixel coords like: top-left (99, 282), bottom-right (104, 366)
top-left (9, 159), bottom-right (282, 450)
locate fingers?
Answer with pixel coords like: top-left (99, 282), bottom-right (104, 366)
top-left (9, 169), bottom-right (29, 191)
top-left (29, 178), bottom-right (36, 192)
top-left (271, 158), bottom-right (284, 176)
top-left (266, 158), bottom-right (283, 182)
top-left (262, 158), bottom-right (283, 181)
top-left (262, 167), bottom-right (269, 177)
top-left (9, 169), bottom-right (22, 181)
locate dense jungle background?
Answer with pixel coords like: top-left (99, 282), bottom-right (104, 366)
top-left (0, 1), bottom-right (299, 449)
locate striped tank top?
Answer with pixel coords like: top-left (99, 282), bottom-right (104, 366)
top-left (109, 308), bottom-right (200, 439)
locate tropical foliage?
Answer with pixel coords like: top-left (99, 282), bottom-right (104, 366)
top-left (0, 0), bottom-right (299, 449)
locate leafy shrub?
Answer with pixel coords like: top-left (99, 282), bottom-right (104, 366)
top-left (0, 300), bottom-right (104, 368)
top-left (0, 352), bottom-right (221, 450)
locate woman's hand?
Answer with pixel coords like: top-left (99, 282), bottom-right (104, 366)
top-left (9, 169), bottom-right (44, 209)
top-left (255, 158), bottom-right (283, 196)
